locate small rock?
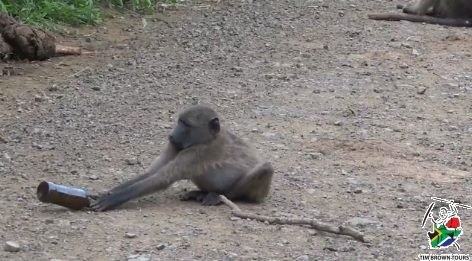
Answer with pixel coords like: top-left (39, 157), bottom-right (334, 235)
top-left (420, 245), bottom-right (427, 250)
top-left (223, 252), bottom-right (238, 261)
top-left (401, 42), bottom-right (412, 49)
top-left (91, 86), bottom-right (101, 91)
top-left (34, 95), bottom-right (43, 102)
top-left (333, 121), bottom-right (343, 126)
top-left (448, 126), bottom-right (459, 131)
top-left (412, 49), bottom-right (420, 56)
top-left (230, 216), bottom-right (241, 221)
top-left (323, 246), bottom-right (338, 252)
top-left (4, 241), bottom-right (20, 252)
top-left (125, 157), bottom-right (139, 165)
top-left (3, 153), bottom-right (11, 161)
top-left (125, 233), bottom-right (137, 239)
top-left (156, 244), bottom-right (166, 250)
top-left (88, 175), bottom-right (99, 180)
top-left (353, 188), bottom-right (363, 194)
top-left (32, 142), bottom-right (43, 149)
top-left (416, 87), bottom-right (427, 95)
top-left (127, 254), bottom-right (151, 261)
top-left (399, 63), bottom-right (409, 69)
top-left (262, 132), bottom-right (276, 138)
top-left (295, 255), bottom-right (310, 261)
top-left (231, 66), bottom-right (243, 72)
top-left (307, 152), bottom-right (322, 160)
top-left (48, 85), bottom-right (58, 92)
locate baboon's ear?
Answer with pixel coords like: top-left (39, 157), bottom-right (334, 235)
top-left (209, 118), bottom-right (220, 134)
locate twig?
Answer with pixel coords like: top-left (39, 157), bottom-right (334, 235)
top-left (69, 66), bottom-right (91, 78)
top-left (219, 195), bottom-right (366, 243)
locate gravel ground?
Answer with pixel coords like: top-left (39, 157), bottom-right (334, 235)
top-left (0, 0), bottom-right (471, 260)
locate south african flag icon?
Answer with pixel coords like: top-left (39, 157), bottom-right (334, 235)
top-left (428, 216), bottom-right (463, 249)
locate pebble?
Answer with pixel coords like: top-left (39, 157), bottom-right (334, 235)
top-left (306, 152), bottom-right (321, 160)
top-left (127, 254), bottom-right (151, 261)
top-left (3, 153), bottom-right (10, 161)
top-left (4, 241), bottom-right (20, 252)
top-left (34, 95), bottom-right (43, 102)
top-left (125, 233), bottom-right (137, 239)
top-left (48, 85), bottom-right (58, 92)
top-left (416, 87), bottom-right (427, 95)
top-left (88, 175), bottom-right (99, 180)
top-left (156, 243), bottom-right (166, 250)
top-left (126, 157), bottom-right (139, 165)
top-left (353, 188), bottom-right (363, 194)
top-left (295, 255), bottom-right (310, 261)
top-left (223, 252), bottom-right (239, 261)
top-left (448, 126), bottom-right (459, 131)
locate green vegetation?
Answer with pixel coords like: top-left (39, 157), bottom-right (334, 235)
top-left (0, 0), bottom-right (174, 29)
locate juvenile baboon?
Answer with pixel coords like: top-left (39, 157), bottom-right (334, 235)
top-left (368, 0), bottom-right (472, 27)
top-left (90, 105), bottom-right (274, 211)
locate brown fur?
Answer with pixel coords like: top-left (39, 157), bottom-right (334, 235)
top-left (404, 0), bottom-right (472, 18)
top-left (90, 105), bottom-right (274, 211)
top-left (368, 0), bottom-right (472, 27)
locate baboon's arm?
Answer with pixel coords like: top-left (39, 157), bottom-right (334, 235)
top-left (107, 143), bottom-right (179, 194)
top-left (91, 152), bottom-right (195, 211)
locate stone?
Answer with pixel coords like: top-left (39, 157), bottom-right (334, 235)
top-left (4, 241), bottom-right (20, 252)
top-left (125, 233), bottom-right (137, 239)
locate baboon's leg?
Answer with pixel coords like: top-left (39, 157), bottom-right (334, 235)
top-left (228, 162), bottom-right (274, 202)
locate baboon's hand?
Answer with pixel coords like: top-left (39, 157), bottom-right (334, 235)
top-left (89, 192), bottom-right (125, 211)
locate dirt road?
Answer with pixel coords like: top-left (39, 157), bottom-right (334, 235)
top-left (0, 0), bottom-right (471, 260)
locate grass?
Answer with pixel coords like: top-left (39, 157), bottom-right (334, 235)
top-left (0, 0), bottom-right (176, 30)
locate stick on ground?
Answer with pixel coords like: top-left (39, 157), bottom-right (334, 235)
top-left (219, 195), bottom-right (366, 243)
top-left (368, 13), bottom-right (472, 27)
top-left (55, 45), bottom-right (82, 56)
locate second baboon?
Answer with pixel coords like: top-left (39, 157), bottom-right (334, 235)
top-left (368, 0), bottom-right (472, 27)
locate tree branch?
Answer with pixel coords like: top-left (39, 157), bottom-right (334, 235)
top-left (219, 195), bottom-right (366, 243)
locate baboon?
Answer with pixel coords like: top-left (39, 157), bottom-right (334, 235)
top-left (403, 0), bottom-right (472, 18)
top-left (368, 0), bottom-right (472, 27)
top-left (90, 105), bottom-right (274, 211)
